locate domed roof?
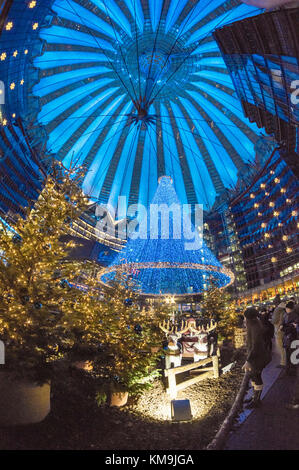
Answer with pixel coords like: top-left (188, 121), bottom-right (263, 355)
top-left (29, 0), bottom-right (263, 212)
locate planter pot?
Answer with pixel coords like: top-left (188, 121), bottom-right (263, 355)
top-left (110, 391), bottom-right (129, 407)
top-left (151, 346), bottom-right (160, 354)
top-left (0, 372), bottom-right (51, 426)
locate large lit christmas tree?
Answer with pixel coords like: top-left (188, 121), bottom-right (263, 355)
top-left (100, 176), bottom-right (234, 296)
top-left (0, 162), bottom-right (100, 382)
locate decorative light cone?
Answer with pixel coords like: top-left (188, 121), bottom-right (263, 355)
top-left (99, 177), bottom-right (234, 296)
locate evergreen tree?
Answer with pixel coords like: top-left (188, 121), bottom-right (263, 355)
top-left (0, 162), bottom-right (97, 382)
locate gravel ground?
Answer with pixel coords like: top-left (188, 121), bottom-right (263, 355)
top-left (0, 350), bottom-right (245, 450)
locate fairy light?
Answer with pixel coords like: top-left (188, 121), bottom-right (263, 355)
top-left (5, 22), bottom-right (13, 31)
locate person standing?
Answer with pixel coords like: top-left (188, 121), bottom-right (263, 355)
top-left (285, 305), bottom-right (299, 410)
top-left (281, 301), bottom-right (298, 376)
top-left (273, 302), bottom-right (287, 367)
top-left (259, 308), bottom-right (275, 352)
top-left (243, 307), bottom-right (272, 409)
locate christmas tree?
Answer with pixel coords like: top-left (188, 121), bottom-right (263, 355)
top-left (81, 273), bottom-right (171, 400)
top-left (201, 282), bottom-right (240, 341)
top-left (0, 161), bottom-right (99, 382)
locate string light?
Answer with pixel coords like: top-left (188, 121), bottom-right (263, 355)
top-left (99, 177), bottom-right (234, 296)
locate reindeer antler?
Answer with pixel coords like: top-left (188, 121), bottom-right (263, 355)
top-left (159, 319), bottom-right (190, 337)
top-left (176, 320), bottom-right (190, 336)
top-left (159, 319), bottom-right (175, 335)
top-left (202, 319), bottom-right (217, 333)
top-left (189, 319), bottom-right (217, 335)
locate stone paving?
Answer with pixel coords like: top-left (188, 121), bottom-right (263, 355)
top-left (225, 346), bottom-right (299, 450)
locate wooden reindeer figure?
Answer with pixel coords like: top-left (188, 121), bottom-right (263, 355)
top-left (188, 319), bottom-right (218, 362)
top-left (159, 320), bottom-right (190, 369)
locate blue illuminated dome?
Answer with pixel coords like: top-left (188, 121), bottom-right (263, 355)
top-left (31, 0), bottom-right (263, 213)
top-left (99, 176), bottom-right (234, 295)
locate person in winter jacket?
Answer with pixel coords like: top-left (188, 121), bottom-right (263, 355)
top-left (259, 308), bottom-right (275, 351)
top-left (243, 307), bottom-right (272, 409)
top-left (272, 302), bottom-right (287, 367)
top-left (281, 301), bottom-right (298, 376)
top-left (285, 305), bottom-right (299, 409)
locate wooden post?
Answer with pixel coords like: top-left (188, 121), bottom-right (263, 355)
top-left (167, 370), bottom-right (177, 399)
top-left (212, 355), bottom-right (219, 379)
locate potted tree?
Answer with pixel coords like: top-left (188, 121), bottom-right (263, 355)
top-left (0, 162), bottom-right (96, 425)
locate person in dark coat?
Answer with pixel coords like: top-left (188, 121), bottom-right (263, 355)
top-left (243, 307), bottom-right (272, 408)
top-left (259, 308), bottom-right (275, 352)
top-left (281, 301), bottom-right (298, 376)
top-left (286, 305), bottom-right (299, 409)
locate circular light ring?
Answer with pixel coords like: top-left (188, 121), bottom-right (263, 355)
top-left (98, 262), bottom-right (235, 297)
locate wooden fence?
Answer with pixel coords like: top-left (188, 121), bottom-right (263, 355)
top-left (164, 355), bottom-right (219, 399)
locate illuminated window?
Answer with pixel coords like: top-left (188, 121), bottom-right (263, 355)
top-left (32, 23), bottom-right (39, 30)
top-left (10, 83), bottom-right (15, 90)
top-left (5, 22), bottom-right (13, 31)
top-left (28, 1), bottom-right (37, 7)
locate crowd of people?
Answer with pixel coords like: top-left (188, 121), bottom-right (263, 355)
top-left (242, 294), bottom-right (299, 410)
